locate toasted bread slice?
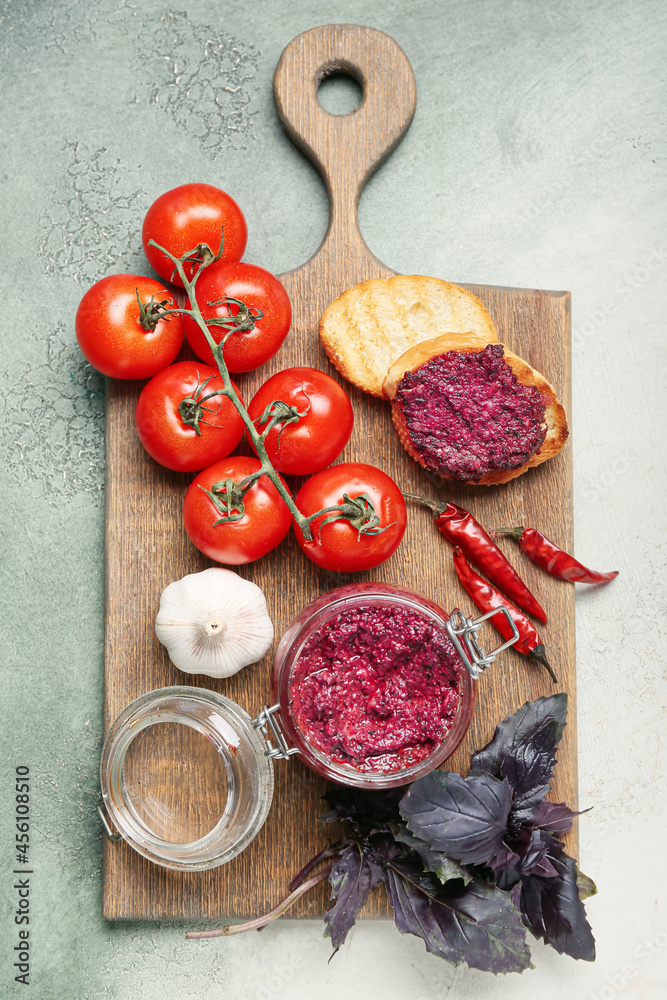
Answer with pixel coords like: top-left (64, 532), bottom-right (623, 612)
top-left (383, 334), bottom-right (568, 485)
top-left (319, 275), bottom-right (498, 397)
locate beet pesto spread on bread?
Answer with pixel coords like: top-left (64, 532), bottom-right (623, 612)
top-left (393, 344), bottom-right (548, 481)
top-left (384, 333), bottom-right (568, 485)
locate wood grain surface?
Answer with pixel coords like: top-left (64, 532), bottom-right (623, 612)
top-left (102, 24), bottom-right (575, 920)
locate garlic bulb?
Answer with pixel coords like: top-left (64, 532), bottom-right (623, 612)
top-left (155, 568), bottom-right (274, 678)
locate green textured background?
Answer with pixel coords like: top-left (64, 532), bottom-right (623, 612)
top-left (1, 2), bottom-right (665, 998)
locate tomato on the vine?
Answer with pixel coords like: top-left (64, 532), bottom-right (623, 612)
top-left (183, 262), bottom-right (291, 373)
top-left (134, 362), bottom-right (245, 473)
top-left (75, 274), bottom-right (183, 379)
top-left (142, 183), bottom-right (247, 286)
top-left (246, 367), bottom-right (354, 475)
top-left (294, 463), bottom-right (407, 573)
top-left (183, 456), bottom-right (292, 565)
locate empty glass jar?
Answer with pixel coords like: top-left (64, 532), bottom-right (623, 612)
top-left (100, 688), bottom-right (273, 871)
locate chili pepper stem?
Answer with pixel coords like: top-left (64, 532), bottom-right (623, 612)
top-left (402, 492), bottom-right (443, 516)
top-left (491, 526), bottom-right (525, 541)
top-left (529, 644), bottom-right (557, 685)
top-left (185, 865), bottom-right (333, 939)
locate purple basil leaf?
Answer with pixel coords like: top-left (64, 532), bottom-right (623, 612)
top-left (514, 829), bottom-right (550, 876)
top-left (324, 843), bottom-right (383, 951)
top-left (470, 694), bottom-right (567, 782)
top-left (531, 800), bottom-right (587, 837)
top-left (394, 825), bottom-right (472, 885)
top-left (501, 719), bottom-right (560, 824)
top-left (400, 771), bottom-right (512, 865)
top-left (383, 859), bottom-right (532, 974)
top-left (491, 829), bottom-right (552, 888)
top-left (519, 847), bottom-right (596, 961)
top-left (369, 831), bottom-right (401, 863)
top-left (489, 844), bottom-right (522, 878)
top-left (531, 855), bottom-right (559, 878)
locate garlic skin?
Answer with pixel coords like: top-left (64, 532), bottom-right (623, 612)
top-left (156, 568), bottom-right (274, 678)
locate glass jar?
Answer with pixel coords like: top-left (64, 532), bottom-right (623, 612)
top-left (272, 582), bottom-right (476, 790)
top-left (100, 687), bottom-right (273, 871)
top-left (100, 585), bottom-right (516, 869)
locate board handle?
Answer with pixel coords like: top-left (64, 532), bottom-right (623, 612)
top-left (274, 24), bottom-right (416, 278)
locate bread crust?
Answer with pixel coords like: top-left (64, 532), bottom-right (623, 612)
top-left (383, 334), bottom-right (568, 486)
top-left (319, 275), bottom-right (498, 398)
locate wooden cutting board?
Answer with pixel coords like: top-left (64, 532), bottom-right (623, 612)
top-left (102, 24), bottom-right (575, 920)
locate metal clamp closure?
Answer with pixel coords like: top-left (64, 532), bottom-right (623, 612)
top-left (446, 607), bottom-right (519, 680)
top-left (97, 801), bottom-right (122, 841)
top-left (252, 704), bottom-right (300, 761)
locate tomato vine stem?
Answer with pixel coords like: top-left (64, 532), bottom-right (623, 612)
top-left (135, 289), bottom-right (180, 331)
top-left (256, 387), bottom-right (312, 449)
top-left (147, 236), bottom-right (390, 545)
top-left (147, 236), bottom-right (318, 540)
top-left (177, 373), bottom-right (226, 436)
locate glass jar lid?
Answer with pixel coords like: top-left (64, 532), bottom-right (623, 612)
top-left (100, 687), bottom-right (274, 871)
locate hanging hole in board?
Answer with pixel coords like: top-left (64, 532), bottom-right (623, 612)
top-left (317, 70), bottom-right (363, 116)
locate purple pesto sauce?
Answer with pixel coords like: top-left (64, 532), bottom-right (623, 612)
top-left (395, 344), bottom-right (550, 481)
top-left (289, 605), bottom-right (461, 773)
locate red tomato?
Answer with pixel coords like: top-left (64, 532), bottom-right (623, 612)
top-left (134, 362), bottom-right (245, 473)
top-left (75, 274), bottom-right (183, 379)
top-left (183, 457), bottom-right (292, 565)
top-left (142, 183), bottom-right (247, 287)
top-left (183, 262), bottom-right (291, 373)
top-left (246, 367), bottom-right (354, 475)
top-left (294, 463), bottom-right (407, 572)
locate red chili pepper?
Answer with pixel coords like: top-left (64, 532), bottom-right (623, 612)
top-left (494, 526), bottom-right (619, 584)
top-left (452, 547), bottom-right (556, 684)
top-left (404, 494), bottom-right (547, 624)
